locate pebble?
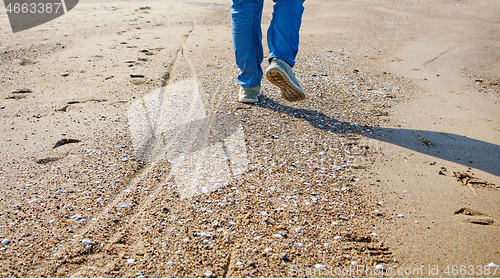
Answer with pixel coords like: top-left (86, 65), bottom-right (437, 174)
top-left (374, 210), bottom-right (383, 216)
top-left (332, 221), bottom-right (340, 226)
top-left (297, 243), bottom-right (304, 248)
top-left (398, 214), bottom-right (405, 218)
top-left (204, 270), bottom-right (213, 277)
top-left (318, 152), bottom-right (326, 156)
top-left (236, 261), bottom-right (243, 266)
top-left (275, 234), bottom-right (283, 239)
top-left (127, 259), bottom-right (135, 264)
top-left (294, 228), bottom-right (302, 233)
top-left (334, 236), bottom-right (341, 240)
top-left (375, 264), bottom-right (384, 270)
top-left (82, 239), bottom-right (91, 244)
top-left (264, 248), bottom-right (271, 253)
top-left (49, 219), bottom-right (55, 225)
top-left (1, 239), bottom-right (10, 245)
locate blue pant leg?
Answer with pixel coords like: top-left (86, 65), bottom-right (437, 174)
top-left (267, 0), bottom-right (305, 67)
top-left (231, 0), bottom-right (265, 88)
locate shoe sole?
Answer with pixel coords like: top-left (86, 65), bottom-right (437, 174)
top-left (238, 97), bottom-right (259, 104)
top-left (266, 68), bottom-right (305, 102)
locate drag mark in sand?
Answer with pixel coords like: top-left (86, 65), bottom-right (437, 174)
top-left (423, 49), bottom-right (451, 66)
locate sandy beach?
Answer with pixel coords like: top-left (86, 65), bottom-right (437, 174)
top-left (0, 0), bottom-right (499, 277)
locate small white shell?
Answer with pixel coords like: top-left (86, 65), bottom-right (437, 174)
top-left (82, 239), bottom-right (91, 244)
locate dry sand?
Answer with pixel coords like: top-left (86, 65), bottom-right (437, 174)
top-left (0, 0), bottom-right (499, 277)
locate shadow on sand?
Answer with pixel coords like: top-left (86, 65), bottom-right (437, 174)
top-left (254, 95), bottom-right (500, 177)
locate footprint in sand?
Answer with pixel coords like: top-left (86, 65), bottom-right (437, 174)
top-left (454, 207), bottom-right (495, 225)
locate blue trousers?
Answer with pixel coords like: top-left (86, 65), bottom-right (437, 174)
top-left (231, 0), bottom-right (305, 88)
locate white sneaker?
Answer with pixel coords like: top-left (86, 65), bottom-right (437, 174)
top-left (238, 86), bottom-right (261, 103)
top-left (265, 58), bottom-right (305, 102)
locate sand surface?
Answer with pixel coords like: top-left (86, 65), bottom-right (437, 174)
top-left (0, 0), bottom-right (499, 277)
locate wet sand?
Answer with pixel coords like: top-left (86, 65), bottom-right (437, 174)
top-left (0, 0), bottom-right (499, 277)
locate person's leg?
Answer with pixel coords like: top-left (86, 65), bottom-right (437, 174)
top-left (267, 0), bottom-right (304, 67)
top-left (265, 0), bottom-right (306, 101)
top-left (231, 0), bottom-right (265, 89)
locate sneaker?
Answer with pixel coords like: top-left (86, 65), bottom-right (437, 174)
top-left (265, 58), bottom-right (305, 102)
top-left (238, 86), bottom-right (261, 103)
